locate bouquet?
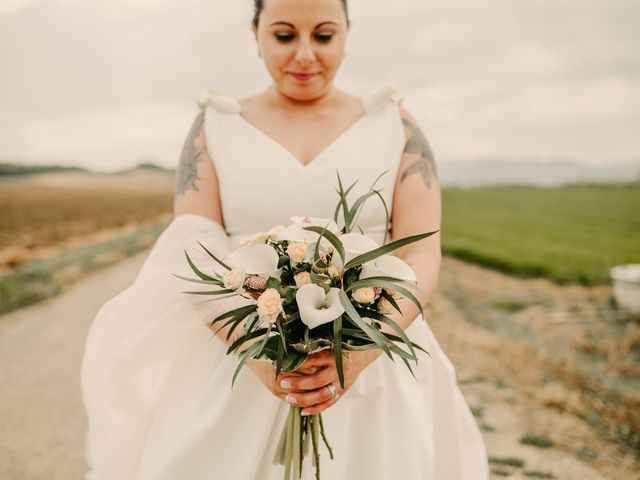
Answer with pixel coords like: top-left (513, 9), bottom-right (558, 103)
top-left (176, 171), bottom-right (437, 480)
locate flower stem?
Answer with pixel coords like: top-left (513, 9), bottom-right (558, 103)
top-left (311, 415), bottom-right (321, 480)
top-left (292, 406), bottom-right (301, 478)
top-left (284, 406), bottom-right (294, 480)
top-left (318, 413), bottom-right (334, 459)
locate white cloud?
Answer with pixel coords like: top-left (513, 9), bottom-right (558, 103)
top-left (0, 0), bottom-right (35, 15)
top-left (0, 0), bottom-right (638, 170)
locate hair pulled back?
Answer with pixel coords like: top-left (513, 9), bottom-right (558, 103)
top-left (252, 0), bottom-right (350, 29)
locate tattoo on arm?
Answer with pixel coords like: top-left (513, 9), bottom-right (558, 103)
top-left (174, 110), bottom-right (206, 198)
top-left (400, 116), bottom-right (438, 188)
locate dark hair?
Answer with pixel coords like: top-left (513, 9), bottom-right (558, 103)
top-left (252, 0), bottom-right (350, 29)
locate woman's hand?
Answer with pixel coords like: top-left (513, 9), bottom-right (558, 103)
top-left (278, 348), bottom-right (382, 416)
top-left (246, 358), bottom-right (322, 402)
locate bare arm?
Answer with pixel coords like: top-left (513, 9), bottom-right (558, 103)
top-left (174, 108), bottom-right (241, 347)
top-left (366, 103), bottom-right (443, 362)
top-left (173, 108), bottom-right (225, 226)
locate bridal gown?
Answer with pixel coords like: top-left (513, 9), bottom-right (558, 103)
top-left (80, 85), bottom-right (489, 479)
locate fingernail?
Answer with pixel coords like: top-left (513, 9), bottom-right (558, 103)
top-left (285, 395), bottom-right (298, 404)
top-left (301, 410), bottom-right (310, 416)
top-left (281, 379), bottom-right (291, 389)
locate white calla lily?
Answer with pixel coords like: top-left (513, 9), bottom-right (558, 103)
top-left (360, 254), bottom-right (417, 282)
top-left (332, 233), bottom-right (379, 269)
top-left (290, 216), bottom-right (340, 234)
top-left (222, 243), bottom-right (279, 276)
top-left (295, 284), bottom-right (345, 329)
top-left (275, 224), bottom-right (321, 244)
top-left (277, 217), bottom-right (338, 254)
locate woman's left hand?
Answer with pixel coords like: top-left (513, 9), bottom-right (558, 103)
top-left (278, 348), bottom-right (381, 416)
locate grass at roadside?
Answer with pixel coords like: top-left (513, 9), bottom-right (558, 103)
top-left (0, 219), bottom-right (170, 315)
top-left (441, 184), bottom-right (640, 285)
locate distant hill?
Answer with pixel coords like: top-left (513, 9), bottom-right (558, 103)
top-left (114, 162), bottom-right (175, 174)
top-left (0, 161), bottom-right (174, 177)
top-left (0, 162), bottom-right (87, 176)
top-left (439, 159), bottom-right (640, 187)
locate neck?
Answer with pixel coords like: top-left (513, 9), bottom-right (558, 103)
top-left (266, 84), bottom-right (339, 113)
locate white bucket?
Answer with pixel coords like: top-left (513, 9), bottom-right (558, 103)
top-left (610, 264), bottom-right (640, 313)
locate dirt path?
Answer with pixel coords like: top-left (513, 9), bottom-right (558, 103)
top-left (0, 253), bottom-right (638, 479)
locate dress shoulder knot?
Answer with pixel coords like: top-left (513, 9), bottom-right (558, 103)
top-left (363, 85), bottom-right (403, 114)
top-left (195, 89), bottom-right (242, 114)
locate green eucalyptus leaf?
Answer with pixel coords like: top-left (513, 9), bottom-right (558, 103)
top-left (184, 250), bottom-right (218, 281)
top-left (346, 276), bottom-right (425, 323)
top-left (302, 225), bottom-right (345, 266)
top-left (344, 230), bottom-right (439, 271)
top-left (181, 288), bottom-right (238, 296)
top-left (231, 341), bottom-right (263, 388)
top-left (334, 315), bottom-right (345, 389)
top-left (196, 240), bottom-right (232, 271)
top-left (226, 327), bottom-right (269, 355)
top-left (171, 273), bottom-right (223, 286)
top-left (338, 290), bottom-right (392, 359)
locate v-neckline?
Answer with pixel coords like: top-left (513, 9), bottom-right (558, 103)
top-left (236, 96), bottom-right (369, 169)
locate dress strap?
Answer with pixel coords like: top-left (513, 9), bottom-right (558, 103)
top-left (363, 85), bottom-right (403, 114)
top-left (195, 89), bottom-right (242, 114)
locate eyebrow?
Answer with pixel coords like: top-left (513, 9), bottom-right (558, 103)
top-left (269, 21), bottom-right (338, 28)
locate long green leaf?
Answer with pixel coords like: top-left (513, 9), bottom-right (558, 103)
top-left (196, 240), bottom-right (231, 271)
top-left (171, 273), bottom-right (223, 286)
top-left (333, 315), bottom-right (345, 389)
top-left (371, 189), bottom-right (391, 245)
top-left (338, 290), bottom-right (392, 359)
top-left (231, 341), bottom-right (264, 388)
top-left (347, 169), bottom-right (389, 231)
top-left (346, 276), bottom-right (426, 322)
top-left (184, 250), bottom-right (218, 281)
top-left (382, 332), bottom-right (430, 356)
top-left (302, 225), bottom-right (345, 267)
top-left (364, 310), bottom-right (416, 358)
top-left (226, 327), bottom-right (269, 355)
top-left (332, 180), bottom-right (358, 227)
top-left (344, 230), bottom-right (439, 271)
top-left (211, 304), bottom-right (257, 325)
top-left (181, 288), bottom-right (238, 296)
top-left (379, 289), bottom-right (402, 314)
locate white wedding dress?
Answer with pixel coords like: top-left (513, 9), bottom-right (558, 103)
top-left (80, 85), bottom-right (488, 479)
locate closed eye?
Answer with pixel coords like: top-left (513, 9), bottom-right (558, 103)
top-left (315, 34), bottom-right (334, 43)
top-left (275, 33), bottom-right (295, 43)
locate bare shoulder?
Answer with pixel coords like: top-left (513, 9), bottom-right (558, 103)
top-left (173, 108), bottom-right (225, 226)
top-left (396, 103), bottom-right (438, 189)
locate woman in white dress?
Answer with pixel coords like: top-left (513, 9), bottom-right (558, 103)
top-left (80, 0), bottom-right (489, 478)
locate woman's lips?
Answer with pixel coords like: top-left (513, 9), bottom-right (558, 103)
top-left (289, 72), bottom-right (317, 81)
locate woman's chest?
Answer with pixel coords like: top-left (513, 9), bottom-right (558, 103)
top-left (236, 109), bottom-right (367, 168)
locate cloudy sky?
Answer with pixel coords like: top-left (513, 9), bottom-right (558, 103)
top-left (0, 0), bottom-right (638, 172)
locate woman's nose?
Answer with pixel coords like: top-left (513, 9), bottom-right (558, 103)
top-left (294, 39), bottom-right (316, 66)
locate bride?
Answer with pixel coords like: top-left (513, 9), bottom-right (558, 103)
top-left (81, 0), bottom-right (489, 478)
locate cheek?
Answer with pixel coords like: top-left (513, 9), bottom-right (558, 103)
top-left (264, 48), bottom-right (293, 71)
top-left (318, 50), bottom-right (342, 69)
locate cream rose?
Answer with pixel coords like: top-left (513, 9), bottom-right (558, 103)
top-left (294, 271), bottom-right (312, 288)
top-left (266, 224), bottom-right (285, 241)
top-left (222, 267), bottom-right (245, 290)
top-left (256, 288), bottom-right (283, 322)
top-left (352, 287), bottom-right (376, 304)
top-left (287, 242), bottom-right (308, 263)
top-left (327, 262), bottom-right (341, 278)
top-left (239, 231), bottom-right (269, 247)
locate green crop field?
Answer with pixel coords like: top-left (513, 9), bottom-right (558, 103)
top-left (441, 184), bottom-right (640, 285)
